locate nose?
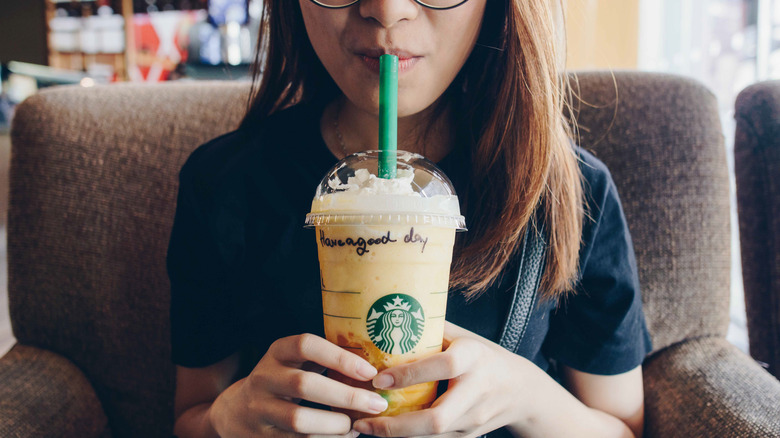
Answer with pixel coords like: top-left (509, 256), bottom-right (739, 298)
top-left (359, 0), bottom-right (420, 28)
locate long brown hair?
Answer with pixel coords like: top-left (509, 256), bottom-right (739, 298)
top-left (240, 0), bottom-right (583, 303)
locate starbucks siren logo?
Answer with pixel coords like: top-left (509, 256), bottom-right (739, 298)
top-left (367, 294), bottom-right (425, 355)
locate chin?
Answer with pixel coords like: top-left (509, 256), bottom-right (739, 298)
top-left (398, 99), bottom-right (439, 118)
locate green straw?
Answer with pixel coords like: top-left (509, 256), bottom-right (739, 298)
top-left (378, 54), bottom-right (398, 179)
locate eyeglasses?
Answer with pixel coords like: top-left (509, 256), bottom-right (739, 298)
top-left (309, 0), bottom-right (469, 11)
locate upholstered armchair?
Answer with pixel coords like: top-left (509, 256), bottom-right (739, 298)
top-left (735, 80), bottom-right (780, 379)
top-left (1, 74), bottom-right (779, 437)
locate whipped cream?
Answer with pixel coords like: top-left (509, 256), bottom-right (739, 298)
top-left (327, 168), bottom-right (416, 196)
top-left (310, 168), bottom-right (462, 217)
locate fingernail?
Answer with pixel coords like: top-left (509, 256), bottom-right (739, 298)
top-left (373, 373), bottom-right (394, 389)
top-left (353, 421), bottom-right (372, 435)
top-left (350, 430), bottom-right (361, 438)
top-left (369, 395), bottom-right (388, 413)
top-left (357, 361), bottom-right (378, 380)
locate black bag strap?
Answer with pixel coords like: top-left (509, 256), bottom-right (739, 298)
top-left (473, 224), bottom-right (547, 438)
top-left (498, 223), bottom-right (548, 353)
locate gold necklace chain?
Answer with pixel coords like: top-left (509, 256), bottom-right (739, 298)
top-left (332, 98), bottom-right (348, 157)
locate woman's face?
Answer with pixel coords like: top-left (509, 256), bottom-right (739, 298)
top-left (390, 310), bottom-right (405, 327)
top-left (299, 0), bottom-right (487, 117)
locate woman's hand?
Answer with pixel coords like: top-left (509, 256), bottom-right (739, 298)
top-left (352, 322), bottom-right (642, 438)
top-left (352, 322), bottom-right (529, 438)
top-left (208, 334), bottom-right (389, 438)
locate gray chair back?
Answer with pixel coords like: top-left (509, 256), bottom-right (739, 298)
top-left (735, 80), bottom-right (780, 377)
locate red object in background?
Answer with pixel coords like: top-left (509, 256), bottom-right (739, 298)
top-left (133, 17), bottom-right (163, 81)
top-left (130, 10), bottom-right (206, 82)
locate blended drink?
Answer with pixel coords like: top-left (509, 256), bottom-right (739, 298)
top-left (305, 151), bottom-right (465, 418)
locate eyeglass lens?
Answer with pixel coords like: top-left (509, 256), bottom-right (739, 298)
top-left (310, 0), bottom-right (468, 10)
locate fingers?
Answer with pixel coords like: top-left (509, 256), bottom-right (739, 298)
top-left (272, 334), bottom-right (378, 381)
top-left (263, 368), bottom-right (388, 414)
top-left (262, 398), bottom-right (354, 435)
top-left (355, 379), bottom-right (481, 438)
top-left (353, 402), bottom-right (462, 437)
top-left (301, 361), bottom-right (327, 375)
top-left (228, 423), bottom-right (359, 438)
top-left (354, 408), bottom-right (442, 437)
top-left (372, 337), bottom-right (482, 390)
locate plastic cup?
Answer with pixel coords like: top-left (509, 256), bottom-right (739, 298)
top-left (305, 150), bottom-right (466, 419)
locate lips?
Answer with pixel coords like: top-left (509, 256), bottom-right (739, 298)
top-left (357, 48), bottom-right (421, 59)
top-left (354, 48), bottom-right (422, 74)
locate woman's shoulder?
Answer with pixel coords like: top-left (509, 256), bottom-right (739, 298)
top-left (574, 146), bottom-right (613, 189)
top-left (573, 146), bottom-right (621, 210)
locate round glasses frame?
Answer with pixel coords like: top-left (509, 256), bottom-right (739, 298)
top-left (308, 0), bottom-right (469, 11)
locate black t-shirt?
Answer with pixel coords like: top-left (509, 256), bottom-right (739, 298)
top-left (168, 102), bottom-right (652, 381)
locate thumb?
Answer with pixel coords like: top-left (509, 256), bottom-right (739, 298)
top-left (443, 321), bottom-right (481, 343)
top-left (443, 321), bottom-right (497, 349)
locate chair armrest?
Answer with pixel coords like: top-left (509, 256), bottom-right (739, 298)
top-left (643, 337), bottom-right (780, 437)
top-left (0, 344), bottom-right (110, 438)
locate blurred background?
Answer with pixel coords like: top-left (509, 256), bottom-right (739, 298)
top-left (0, 0), bottom-right (775, 356)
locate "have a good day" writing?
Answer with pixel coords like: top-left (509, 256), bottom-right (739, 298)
top-left (320, 227), bottom-right (429, 256)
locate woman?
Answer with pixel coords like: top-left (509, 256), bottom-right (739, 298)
top-left (168, 1), bottom-right (652, 437)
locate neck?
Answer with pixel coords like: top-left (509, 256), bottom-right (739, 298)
top-left (321, 95), bottom-right (454, 163)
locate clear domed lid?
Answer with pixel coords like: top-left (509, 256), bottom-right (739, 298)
top-left (315, 150), bottom-right (458, 198)
top-left (305, 150), bottom-right (466, 230)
